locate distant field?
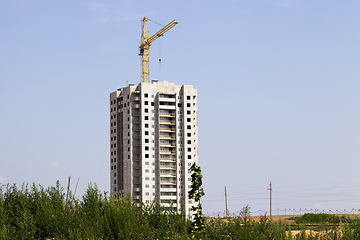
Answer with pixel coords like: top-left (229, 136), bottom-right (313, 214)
top-left (249, 214), bottom-right (360, 223)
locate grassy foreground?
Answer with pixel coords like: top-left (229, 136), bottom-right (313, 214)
top-left (1, 181), bottom-right (360, 239)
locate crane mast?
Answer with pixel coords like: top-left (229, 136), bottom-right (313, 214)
top-left (139, 17), bottom-right (178, 83)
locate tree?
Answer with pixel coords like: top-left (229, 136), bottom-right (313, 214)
top-left (188, 163), bottom-right (205, 238)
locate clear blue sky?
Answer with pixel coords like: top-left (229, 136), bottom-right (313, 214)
top-left (1, 0), bottom-right (360, 216)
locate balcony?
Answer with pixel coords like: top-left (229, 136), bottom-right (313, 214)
top-left (160, 195), bottom-right (177, 200)
top-left (133, 104), bottom-right (140, 108)
top-left (160, 151), bottom-right (176, 155)
top-left (161, 203), bottom-right (177, 208)
top-left (160, 173), bottom-right (176, 178)
top-left (133, 164), bottom-right (141, 170)
top-left (159, 142), bottom-right (175, 147)
top-left (159, 165), bottom-right (176, 170)
top-left (134, 188), bottom-right (141, 192)
top-left (159, 135), bottom-right (175, 140)
top-left (159, 158), bottom-right (176, 162)
top-left (159, 127), bottom-right (176, 132)
top-left (133, 119), bottom-right (140, 124)
top-left (159, 120), bottom-right (176, 125)
top-left (159, 112), bottom-right (175, 118)
top-left (133, 127), bottom-right (140, 132)
top-left (159, 105), bottom-right (176, 110)
top-left (133, 96), bottom-right (140, 101)
top-left (158, 96), bottom-right (176, 102)
top-left (159, 188), bottom-right (177, 193)
top-left (160, 180), bottom-right (176, 185)
top-left (133, 172), bottom-right (141, 177)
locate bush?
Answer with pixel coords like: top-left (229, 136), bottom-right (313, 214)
top-left (0, 182), bottom-right (191, 239)
top-left (295, 213), bottom-right (354, 224)
top-left (2, 181), bottom-right (360, 239)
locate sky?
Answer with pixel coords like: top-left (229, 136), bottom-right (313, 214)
top-left (1, 0), bottom-right (360, 216)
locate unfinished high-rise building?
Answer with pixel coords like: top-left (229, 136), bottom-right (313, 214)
top-left (110, 80), bottom-right (198, 217)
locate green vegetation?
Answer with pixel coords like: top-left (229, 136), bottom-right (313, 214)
top-left (295, 213), bottom-right (354, 224)
top-left (0, 181), bottom-right (189, 240)
top-left (1, 181), bottom-right (360, 239)
top-left (188, 162), bottom-right (205, 238)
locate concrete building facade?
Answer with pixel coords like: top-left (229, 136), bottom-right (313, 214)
top-left (110, 81), bottom-right (198, 217)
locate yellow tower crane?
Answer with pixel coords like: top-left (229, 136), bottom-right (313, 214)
top-left (139, 17), bottom-right (178, 83)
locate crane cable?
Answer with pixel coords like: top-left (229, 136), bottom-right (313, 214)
top-left (159, 37), bottom-right (161, 73)
top-left (146, 18), bottom-right (164, 73)
top-left (146, 18), bottom-right (165, 27)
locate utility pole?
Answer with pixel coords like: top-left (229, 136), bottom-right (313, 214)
top-left (225, 186), bottom-right (228, 217)
top-left (268, 181), bottom-right (272, 217)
